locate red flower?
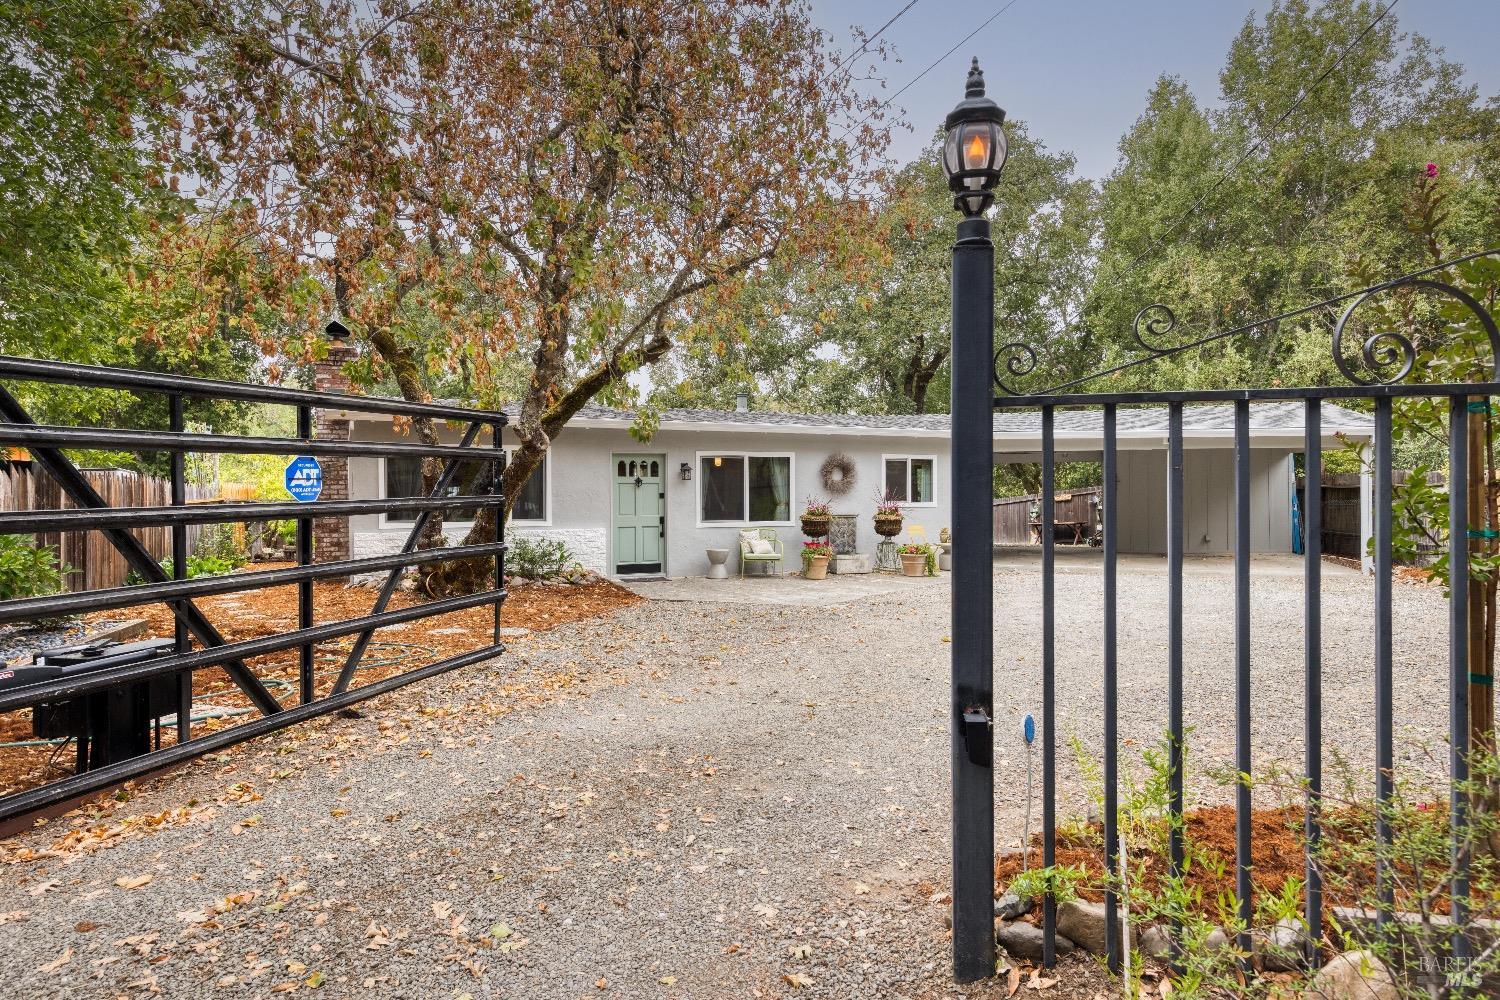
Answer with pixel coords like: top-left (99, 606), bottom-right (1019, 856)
top-left (1425, 162), bottom-right (1439, 179)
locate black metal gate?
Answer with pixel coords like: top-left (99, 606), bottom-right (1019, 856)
top-left (949, 249), bottom-right (1500, 984)
top-left (0, 356), bottom-right (507, 823)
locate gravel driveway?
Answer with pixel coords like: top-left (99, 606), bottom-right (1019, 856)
top-left (0, 557), bottom-right (1461, 999)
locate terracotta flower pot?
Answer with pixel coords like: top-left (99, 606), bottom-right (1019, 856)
top-left (804, 555), bottom-right (829, 580)
top-left (874, 515), bottom-right (903, 537)
top-left (800, 515), bottom-right (830, 538)
top-left (900, 553), bottom-right (925, 577)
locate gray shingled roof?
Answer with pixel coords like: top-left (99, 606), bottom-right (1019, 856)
top-left (547, 399), bottom-right (1372, 438)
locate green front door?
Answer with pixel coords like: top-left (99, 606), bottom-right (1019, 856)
top-left (613, 454), bottom-right (665, 575)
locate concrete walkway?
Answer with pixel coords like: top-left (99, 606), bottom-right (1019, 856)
top-left (622, 570), bottom-right (946, 605)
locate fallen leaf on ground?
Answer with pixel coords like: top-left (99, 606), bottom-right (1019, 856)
top-left (39, 948), bottom-right (72, 974)
top-left (1027, 967), bottom-right (1057, 990)
top-left (783, 972), bottom-right (813, 988)
top-left (115, 874), bottom-right (153, 890)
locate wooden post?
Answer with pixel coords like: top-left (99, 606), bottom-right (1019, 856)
top-left (1469, 400), bottom-right (1493, 758)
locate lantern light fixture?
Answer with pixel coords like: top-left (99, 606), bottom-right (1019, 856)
top-left (942, 58), bottom-right (1008, 217)
top-left (679, 462), bottom-right (692, 481)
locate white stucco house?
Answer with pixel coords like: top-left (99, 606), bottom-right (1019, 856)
top-left (338, 396), bottom-right (1372, 579)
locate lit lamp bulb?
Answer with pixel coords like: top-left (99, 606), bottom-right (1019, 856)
top-left (713, 456), bottom-right (723, 468)
top-left (963, 131), bottom-right (988, 170)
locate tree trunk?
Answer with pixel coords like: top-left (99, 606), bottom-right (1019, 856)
top-left (900, 337), bottom-right (947, 413)
top-left (366, 327), bottom-right (447, 551)
top-left (420, 331), bottom-right (677, 596)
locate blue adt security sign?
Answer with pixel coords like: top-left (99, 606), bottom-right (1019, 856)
top-left (285, 456), bottom-right (323, 503)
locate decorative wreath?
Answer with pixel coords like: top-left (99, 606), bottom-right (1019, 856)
top-left (820, 452), bottom-right (857, 496)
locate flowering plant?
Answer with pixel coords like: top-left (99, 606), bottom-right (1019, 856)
top-left (801, 540), bottom-right (833, 567)
top-left (873, 489), bottom-right (903, 517)
top-left (802, 497), bottom-right (831, 517)
top-left (898, 541), bottom-right (938, 576)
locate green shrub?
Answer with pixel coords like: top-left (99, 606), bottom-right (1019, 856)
top-left (0, 535), bottom-right (67, 601)
top-left (508, 536), bottom-right (573, 580)
top-left (193, 523), bottom-right (248, 568)
top-left (126, 554), bottom-right (239, 585)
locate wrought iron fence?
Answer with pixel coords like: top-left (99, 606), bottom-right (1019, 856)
top-left (951, 249), bottom-right (1500, 986)
top-left (0, 356), bottom-right (507, 823)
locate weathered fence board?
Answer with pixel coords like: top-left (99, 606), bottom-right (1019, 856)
top-left (1299, 471), bottom-right (1443, 564)
top-left (0, 463), bottom-right (214, 591)
top-left (993, 486), bottom-right (1100, 544)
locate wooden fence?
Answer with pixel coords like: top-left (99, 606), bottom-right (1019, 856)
top-left (1299, 470), bottom-right (1445, 564)
top-left (993, 486), bottom-right (1101, 545)
top-left (0, 463), bottom-right (215, 591)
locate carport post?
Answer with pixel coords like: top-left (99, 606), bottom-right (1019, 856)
top-left (949, 214), bottom-right (996, 982)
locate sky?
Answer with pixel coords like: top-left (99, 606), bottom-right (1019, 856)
top-left (808, 0), bottom-right (1500, 180)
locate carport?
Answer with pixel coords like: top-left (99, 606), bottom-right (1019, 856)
top-left (991, 400), bottom-right (1374, 560)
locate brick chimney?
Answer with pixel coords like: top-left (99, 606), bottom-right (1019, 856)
top-left (311, 322), bottom-right (359, 566)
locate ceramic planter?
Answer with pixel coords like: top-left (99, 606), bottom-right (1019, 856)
top-left (900, 553), bottom-right (926, 577)
top-left (804, 555), bottom-right (830, 580)
top-left (874, 515), bottom-right (903, 537)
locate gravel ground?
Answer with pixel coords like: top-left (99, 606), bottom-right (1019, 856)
top-left (0, 619), bottom-right (106, 667)
top-left (0, 558), bottom-right (1464, 999)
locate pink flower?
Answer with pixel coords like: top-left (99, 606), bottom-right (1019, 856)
top-left (1425, 162), bottom-right (1439, 179)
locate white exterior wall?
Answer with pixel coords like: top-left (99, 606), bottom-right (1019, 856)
top-left (1111, 447), bottom-right (1295, 555)
top-left (345, 419), bottom-right (951, 578)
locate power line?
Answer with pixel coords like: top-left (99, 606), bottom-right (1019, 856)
top-left (838, 0), bottom-right (1023, 140)
top-left (832, 0), bottom-right (922, 77)
top-left (1098, 0), bottom-right (1403, 295)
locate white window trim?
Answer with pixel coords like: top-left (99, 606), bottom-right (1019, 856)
top-left (377, 450), bottom-right (551, 529)
top-left (694, 450), bottom-right (796, 528)
top-left (881, 454), bottom-right (939, 508)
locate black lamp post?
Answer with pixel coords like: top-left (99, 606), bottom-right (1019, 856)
top-left (945, 57), bottom-right (1007, 984)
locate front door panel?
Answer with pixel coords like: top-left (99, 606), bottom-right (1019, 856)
top-left (613, 455), bottom-right (664, 575)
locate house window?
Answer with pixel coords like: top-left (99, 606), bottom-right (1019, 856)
top-left (383, 454), bottom-right (546, 524)
top-left (699, 453), bottom-right (791, 524)
top-left (883, 456), bottom-right (936, 505)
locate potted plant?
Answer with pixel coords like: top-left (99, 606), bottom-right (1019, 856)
top-left (873, 490), bottom-right (903, 537)
top-left (800, 497), bottom-right (831, 539)
top-left (801, 540), bottom-right (833, 580)
top-left (899, 542), bottom-right (936, 577)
